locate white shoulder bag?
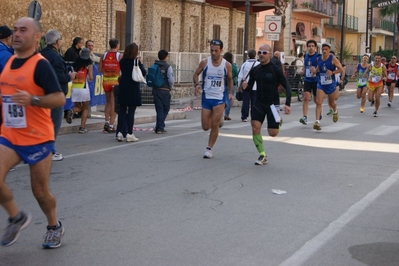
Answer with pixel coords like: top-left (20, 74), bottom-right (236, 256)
top-left (132, 58), bottom-right (146, 83)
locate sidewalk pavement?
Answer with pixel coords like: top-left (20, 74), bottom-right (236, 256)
top-left (59, 82), bottom-right (358, 135)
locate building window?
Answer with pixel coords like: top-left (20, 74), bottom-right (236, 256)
top-left (237, 28), bottom-right (244, 54)
top-left (161, 17), bottom-right (171, 51)
top-left (116, 11), bottom-right (126, 49)
top-left (213, 25), bottom-right (221, 40)
top-left (326, 38), bottom-right (334, 46)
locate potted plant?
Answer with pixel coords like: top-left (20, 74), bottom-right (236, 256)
top-left (300, 2), bottom-right (309, 8)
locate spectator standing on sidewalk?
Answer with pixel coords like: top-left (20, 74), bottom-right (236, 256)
top-left (238, 49), bottom-right (259, 122)
top-left (85, 40), bottom-right (100, 64)
top-left (98, 38), bottom-right (122, 133)
top-left (223, 52), bottom-right (238, 121)
top-left (41, 29), bottom-right (76, 160)
top-left (65, 48), bottom-right (93, 133)
top-left (0, 25), bottom-right (13, 73)
top-left (64, 37), bottom-right (83, 62)
top-left (151, 49), bottom-right (174, 134)
top-left (116, 43), bottom-right (145, 142)
top-left (113, 77), bottom-right (128, 141)
top-left (0, 17), bottom-right (66, 248)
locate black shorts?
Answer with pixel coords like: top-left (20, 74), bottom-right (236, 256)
top-left (304, 81), bottom-right (317, 96)
top-left (386, 81), bottom-right (396, 86)
top-left (251, 102), bottom-right (280, 129)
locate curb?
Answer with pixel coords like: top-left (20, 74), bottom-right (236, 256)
top-left (59, 111), bottom-right (186, 135)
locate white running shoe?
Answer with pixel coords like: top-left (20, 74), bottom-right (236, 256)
top-left (52, 153), bottom-right (64, 161)
top-left (203, 149), bottom-right (213, 159)
top-left (117, 132), bottom-right (124, 142)
top-left (126, 134), bottom-right (139, 142)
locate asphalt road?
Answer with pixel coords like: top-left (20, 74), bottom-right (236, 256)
top-left (1, 92), bottom-right (399, 266)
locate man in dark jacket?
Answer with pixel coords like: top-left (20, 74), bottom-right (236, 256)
top-left (40, 29), bottom-right (76, 161)
top-left (64, 36), bottom-right (83, 62)
top-left (151, 49), bottom-right (174, 134)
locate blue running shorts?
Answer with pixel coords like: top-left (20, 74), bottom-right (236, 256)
top-left (0, 137), bottom-right (55, 165)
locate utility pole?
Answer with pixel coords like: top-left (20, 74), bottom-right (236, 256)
top-left (243, 0), bottom-right (250, 61)
top-left (125, 0), bottom-right (134, 48)
top-left (395, 4), bottom-right (398, 57)
top-left (339, 0), bottom-right (346, 63)
top-left (366, 0), bottom-right (372, 53)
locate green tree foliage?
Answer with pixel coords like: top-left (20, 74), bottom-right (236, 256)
top-left (376, 48), bottom-right (398, 59)
top-left (334, 41), bottom-right (356, 61)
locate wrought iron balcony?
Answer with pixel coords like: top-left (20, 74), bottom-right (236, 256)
top-left (372, 18), bottom-right (395, 32)
top-left (293, 0), bottom-right (336, 18)
top-left (324, 14), bottom-right (358, 31)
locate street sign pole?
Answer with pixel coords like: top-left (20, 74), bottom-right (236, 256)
top-left (243, 0), bottom-right (250, 61)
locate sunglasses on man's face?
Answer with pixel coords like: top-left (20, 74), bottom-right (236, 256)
top-left (258, 50), bottom-right (269, 55)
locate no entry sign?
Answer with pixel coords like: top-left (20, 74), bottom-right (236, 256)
top-left (265, 16), bottom-right (282, 33)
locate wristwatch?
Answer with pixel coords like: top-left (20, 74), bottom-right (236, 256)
top-left (31, 96), bottom-right (40, 106)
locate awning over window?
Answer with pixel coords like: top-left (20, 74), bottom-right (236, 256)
top-left (205, 0), bottom-right (275, 12)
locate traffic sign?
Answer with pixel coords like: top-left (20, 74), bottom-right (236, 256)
top-left (265, 16), bottom-right (282, 33)
top-left (266, 34), bottom-right (279, 41)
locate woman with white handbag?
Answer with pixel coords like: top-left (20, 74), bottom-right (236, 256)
top-left (116, 43), bottom-right (146, 142)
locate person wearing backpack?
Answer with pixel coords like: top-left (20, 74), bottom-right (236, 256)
top-left (148, 49), bottom-right (174, 134)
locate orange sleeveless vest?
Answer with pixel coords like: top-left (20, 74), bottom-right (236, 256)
top-left (0, 54), bottom-right (55, 145)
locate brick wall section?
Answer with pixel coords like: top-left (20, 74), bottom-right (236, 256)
top-left (0, 0), bottom-right (256, 55)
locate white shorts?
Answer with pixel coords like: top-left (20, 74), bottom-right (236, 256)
top-left (71, 88), bottom-right (90, 102)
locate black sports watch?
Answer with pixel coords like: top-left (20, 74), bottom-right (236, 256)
top-left (31, 96), bottom-right (40, 106)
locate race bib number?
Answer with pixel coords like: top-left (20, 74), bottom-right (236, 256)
top-left (2, 96), bottom-right (27, 128)
top-left (388, 72), bottom-right (396, 80)
top-left (205, 76), bottom-right (223, 99)
top-left (358, 77), bottom-right (367, 85)
top-left (305, 68), bottom-right (312, 77)
top-left (371, 75), bottom-right (381, 83)
top-left (320, 73), bottom-right (332, 85)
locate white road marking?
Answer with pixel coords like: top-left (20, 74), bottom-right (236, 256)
top-left (364, 125), bottom-right (399, 136)
top-left (279, 168), bottom-right (399, 266)
top-left (279, 121), bottom-right (302, 130)
top-left (219, 133), bottom-right (399, 154)
top-left (170, 122), bottom-right (202, 128)
top-left (320, 122), bottom-right (358, 132)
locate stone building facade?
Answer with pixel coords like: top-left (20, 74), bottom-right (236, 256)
top-left (0, 0), bottom-right (257, 55)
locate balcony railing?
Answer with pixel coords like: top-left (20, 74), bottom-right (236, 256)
top-left (293, 0), bottom-right (336, 16)
top-left (373, 18), bottom-right (395, 32)
top-left (325, 14), bottom-right (358, 31)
